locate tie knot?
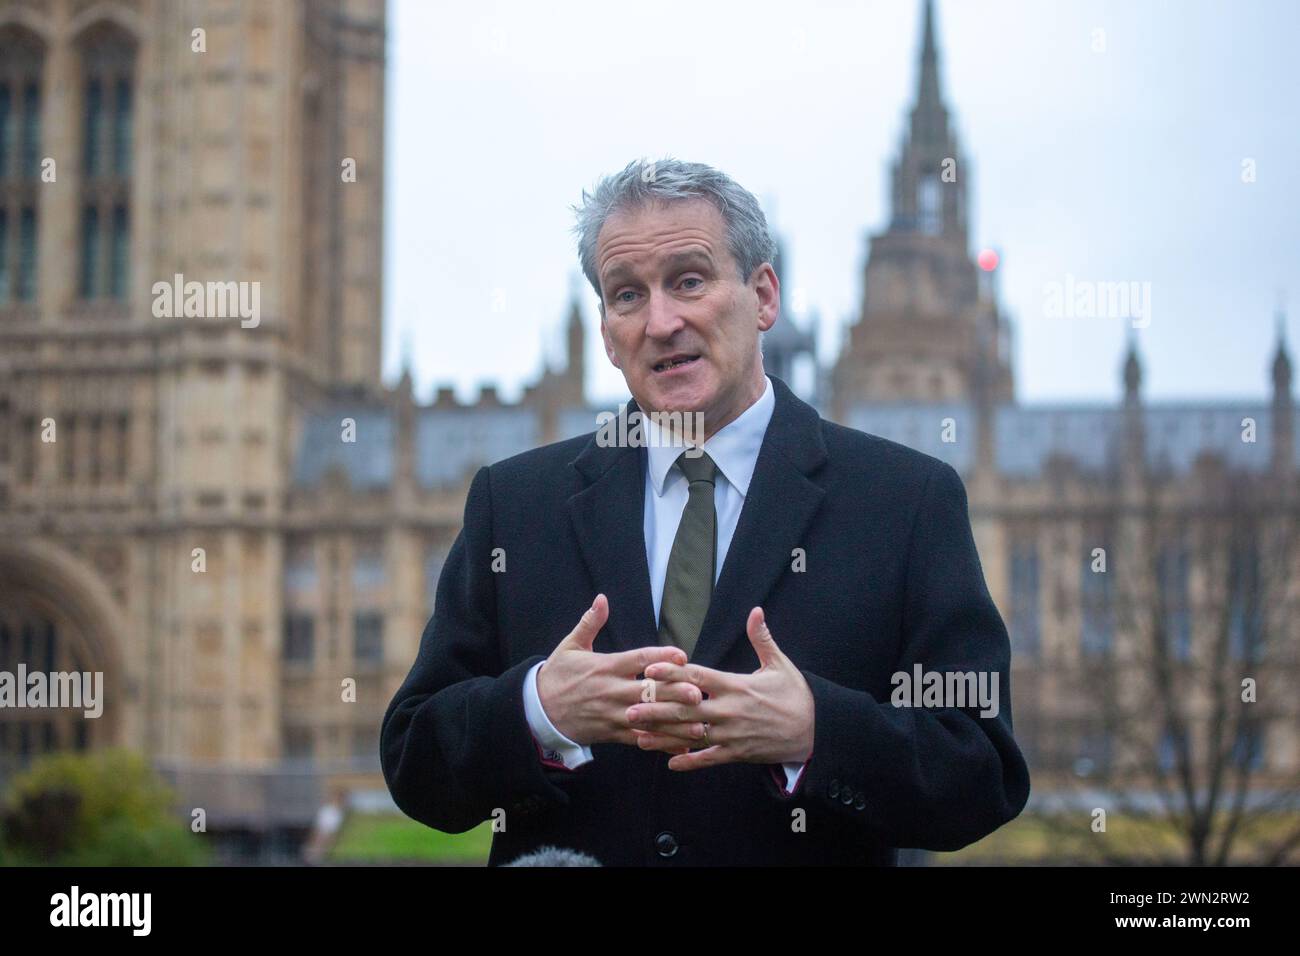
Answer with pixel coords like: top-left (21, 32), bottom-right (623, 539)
top-left (676, 449), bottom-right (717, 486)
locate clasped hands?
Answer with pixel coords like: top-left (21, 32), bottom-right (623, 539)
top-left (535, 593), bottom-right (815, 772)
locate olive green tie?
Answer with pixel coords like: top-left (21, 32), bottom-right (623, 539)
top-left (658, 450), bottom-right (718, 659)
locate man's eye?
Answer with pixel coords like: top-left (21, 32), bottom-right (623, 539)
top-left (680, 277), bottom-right (703, 290)
top-left (616, 290), bottom-right (637, 303)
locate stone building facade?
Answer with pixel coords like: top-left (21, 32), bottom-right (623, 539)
top-left (0, 0), bottom-right (390, 831)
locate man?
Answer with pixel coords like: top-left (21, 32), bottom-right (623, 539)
top-left (381, 157), bottom-right (1030, 865)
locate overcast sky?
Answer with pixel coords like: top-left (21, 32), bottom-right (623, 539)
top-left (381, 0), bottom-right (1300, 407)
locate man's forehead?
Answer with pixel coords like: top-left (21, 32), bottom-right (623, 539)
top-left (597, 200), bottom-right (727, 277)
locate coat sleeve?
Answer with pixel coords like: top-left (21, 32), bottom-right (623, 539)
top-left (379, 465), bottom-right (574, 833)
top-left (788, 459), bottom-right (1031, 851)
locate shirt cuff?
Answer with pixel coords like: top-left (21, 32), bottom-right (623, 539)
top-left (771, 754), bottom-right (812, 796)
top-left (523, 660), bottom-right (594, 771)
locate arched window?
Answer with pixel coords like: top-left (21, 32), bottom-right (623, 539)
top-left (77, 23), bottom-right (135, 306)
top-left (0, 602), bottom-right (99, 761)
top-left (1009, 538), bottom-right (1041, 660)
top-left (0, 25), bottom-right (45, 308)
top-left (917, 174), bottom-right (941, 235)
top-left (1080, 538), bottom-right (1114, 657)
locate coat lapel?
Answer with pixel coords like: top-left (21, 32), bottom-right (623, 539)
top-left (567, 399), bottom-right (659, 654)
top-left (691, 376), bottom-right (828, 669)
top-left (565, 376), bottom-right (829, 664)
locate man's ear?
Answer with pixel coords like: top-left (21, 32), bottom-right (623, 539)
top-left (753, 262), bottom-right (779, 334)
top-left (600, 312), bottom-right (622, 370)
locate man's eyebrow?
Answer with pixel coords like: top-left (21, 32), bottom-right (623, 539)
top-left (662, 249), bottom-right (716, 273)
top-left (601, 249), bottom-right (716, 289)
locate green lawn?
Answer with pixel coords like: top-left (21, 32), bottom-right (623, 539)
top-left (326, 810), bottom-right (1300, 865)
top-left (937, 811), bottom-right (1300, 865)
top-left (328, 814), bottom-right (493, 864)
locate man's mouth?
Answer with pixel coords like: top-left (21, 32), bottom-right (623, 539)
top-left (652, 354), bottom-right (701, 374)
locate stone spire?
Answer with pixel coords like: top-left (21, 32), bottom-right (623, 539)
top-left (913, 0), bottom-right (945, 143)
top-left (1123, 328), bottom-right (1143, 406)
top-left (1271, 301), bottom-right (1293, 476)
top-left (889, 0), bottom-right (965, 241)
top-left (1272, 303), bottom-right (1292, 396)
top-left (394, 328), bottom-right (416, 505)
top-left (1121, 329), bottom-right (1146, 484)
top-left (566, 292), bottom-right (586, 394)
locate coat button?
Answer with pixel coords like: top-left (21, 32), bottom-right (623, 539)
top-left (654, 831), bottom-right (678, 858)
top-left (840, 788), bottom-right (854, 805)
top-left (829, 779), bottom-right (840, 798)
top-left (854, 791), bottom-right (866, 810)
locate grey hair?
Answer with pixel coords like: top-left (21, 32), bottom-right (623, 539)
top-left (569, 157), bottom-right (777, 314)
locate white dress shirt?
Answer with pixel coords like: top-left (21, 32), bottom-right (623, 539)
top-left (522, 374), bottom-right (810, 795)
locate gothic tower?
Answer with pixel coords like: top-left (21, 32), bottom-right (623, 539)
top-left (0, 0), bottom-right (385, 773)
top-left (830, 0), bottom-right (1013, 417)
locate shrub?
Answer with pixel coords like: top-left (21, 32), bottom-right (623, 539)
top-left (0, 748), bottom-right (208, 866)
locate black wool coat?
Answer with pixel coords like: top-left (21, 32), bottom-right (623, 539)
top-left (380, 375), bottom-right (1030, 865)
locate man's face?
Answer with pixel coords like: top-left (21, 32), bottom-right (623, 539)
top-left (596, 198), bottom-right (777, 436)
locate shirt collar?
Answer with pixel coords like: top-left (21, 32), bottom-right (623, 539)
top-left (645, 374), bottom-right (775, 497)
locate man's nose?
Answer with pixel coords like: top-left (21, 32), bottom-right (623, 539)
top-left (644, 289), bottom-right (685, 340)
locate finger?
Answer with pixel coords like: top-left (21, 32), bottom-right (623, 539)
top-left (667, 745), bottom-right (731, 772)
top-left (632, 731), bottom-right (695, 755)
top-left (612, 643), bottom-right (688, 677)
top-left (563, 594), bottom-right (609, 651)
top-left (640, 660), bottom-right (727, 694)
top-left (746, 606), bottom-right (782, 669)
top-left (626, 678), bottom-right (702, 707)
top-left (625, 701), bottom-right (701, 726)
top-left (627, 698), bottom-right (721, 729)
top-left (630, 720), bottom-right (707, 743)
top-left (620, 725), bottom-right (695, 751)
top-left (610, 728), bottom-right (649, 747)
